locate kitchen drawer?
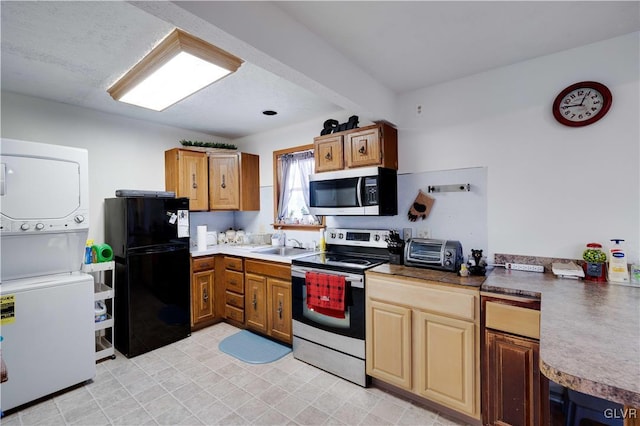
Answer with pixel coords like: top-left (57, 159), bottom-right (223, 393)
top-left (367, 273), bottom-right (477, 321)
top-left (224, 256), bottom-right (243, 272)
top-left (225, 304), bottom-right (244, 323)
top-left (245, 259), bottom-right (290, 280)
top-left (485, 301), bottom-right (540, 339)
top-left (225, 290), bottom-right (244, 309)
top-left (225, 270), bottom-right (244, 294)
top-left (192, 256), bottom-right (215, 273)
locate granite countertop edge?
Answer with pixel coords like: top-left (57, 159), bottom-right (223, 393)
top-left (368, 264), bottom-right (640, 407)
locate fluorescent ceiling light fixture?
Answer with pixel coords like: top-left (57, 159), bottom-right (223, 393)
top-left (108, 29), bottom-right (243, 111)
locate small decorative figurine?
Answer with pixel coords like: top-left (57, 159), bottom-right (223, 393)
top-left (468, 249), bottom-right (487, 276)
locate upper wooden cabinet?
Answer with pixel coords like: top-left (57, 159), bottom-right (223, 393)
top-left (209, 153), bottom-right (260, 211)
top-left (314, 123), bottom-right (398, 173)
top-left (314, 134), bottom-right (344, 172)
top-left (164, 149), bottom-right (209, 211)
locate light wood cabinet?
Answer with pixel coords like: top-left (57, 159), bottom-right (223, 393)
top-left (209, 153), bottom-right (260, 211)
top-left (223, 256), bottom-right (245, 326)
top-left (165, 149), bottom-right (209, 211)
top-left (366, 299), bottom-right (412, 389)
top-left (313, 123), bottom-right (397, 173)
top-left (191, 256), bottom-right (216, 329)
top-left (244, 260), bottom-right (292, 344)
top-left (314, 134), bottom-right (344, 172)
top-left (481, 295), bottom-right (546, 426)
top-left (415, 311), bottom-right (475, 415)
top-left (366, 272), bottom-right (480, 419)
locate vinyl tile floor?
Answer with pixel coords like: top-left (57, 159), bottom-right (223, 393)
top-left (2, 323), bottom-right (467, 426)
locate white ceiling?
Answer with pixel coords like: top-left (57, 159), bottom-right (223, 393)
top-left (1, 1), bottom-right (638, 139)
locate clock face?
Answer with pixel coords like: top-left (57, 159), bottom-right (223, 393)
top-left (552, 81), bottom-right (612, 127)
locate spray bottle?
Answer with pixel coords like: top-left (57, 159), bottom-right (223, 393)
top-left (607, 239), bottom-right (630, 283)
top-left (85, 239), bottom-right (94, 264)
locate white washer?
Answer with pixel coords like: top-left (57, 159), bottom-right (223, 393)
top-left (1, 273), bottom-right (95, 411)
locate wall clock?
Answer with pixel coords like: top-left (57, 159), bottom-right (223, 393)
top-left (552, 81), bottom-right (612, 127)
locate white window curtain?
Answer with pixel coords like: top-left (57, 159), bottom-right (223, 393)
top-left (277, 150), bottom-right (317, 224)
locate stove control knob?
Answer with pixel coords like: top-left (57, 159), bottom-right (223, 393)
top-left (35, 223), bottom-right (45, 231)
top-left (338, 233), bottom-right (344, 239)
top-left (330, 232), bottom-right (336, 239)
top-left (74, 215), bottom-right (85, 224)
top-left (445, 250), bottom-right (452, 257)
top-left (374, 234), bottom-right (381, 242)
top-left (445, 259), bottom-right (452, 266)
top-left (20, 223), bottom-right (30, 231)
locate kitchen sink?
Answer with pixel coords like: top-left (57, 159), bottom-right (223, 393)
top-left (251, 246), bottom-right (312, 257)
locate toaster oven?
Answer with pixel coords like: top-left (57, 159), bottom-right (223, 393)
top-left (404, 238), bottom-right (463, 272)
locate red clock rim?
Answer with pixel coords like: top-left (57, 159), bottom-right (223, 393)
top-left (552, 81), bottom-right (612, 127)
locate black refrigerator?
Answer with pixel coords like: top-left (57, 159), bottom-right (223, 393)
top-left (105, 196), bottom-right (191, 358)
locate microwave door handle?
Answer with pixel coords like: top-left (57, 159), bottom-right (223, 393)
top-left (356, 177), bottom-right (363, 207)
top-left (0, 163), bottom-right (5, 196)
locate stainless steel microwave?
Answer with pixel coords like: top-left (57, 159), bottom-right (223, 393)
top-left (308, 167), bottom-right (397, 216)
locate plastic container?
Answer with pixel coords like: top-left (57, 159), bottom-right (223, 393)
top-left (85, 239), bottom-right (94, 264)
top-left (630, 262), bottom-right (640, 284)
top-left (318, 229), bottom-right (326, 252)
top-left (607, 239), bottom-right (630, 283)
top-left (94, 301), bottom-right (107, 322)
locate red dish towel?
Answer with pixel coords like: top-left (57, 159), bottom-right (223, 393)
top-left (305, 271), bottom-right (346, 319)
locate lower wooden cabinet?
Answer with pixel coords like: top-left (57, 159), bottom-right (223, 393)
top-left (245, 260), bottom-right (292, 344)
top-left (191, 256), bottom-right (216, 329)
top-left (481, 294), bottom-right (546, 426)
top-left (415, 311), bottom-right (476, 415)
top-left (366, 272), bottom-right (480, 419)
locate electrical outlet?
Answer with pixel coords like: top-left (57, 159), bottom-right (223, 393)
top-left (505, 263), bottom-right (545, 273)
top-left (403, 228), bottom-right (412, 242)
top-left (417, 227), bottom-right (430, 238)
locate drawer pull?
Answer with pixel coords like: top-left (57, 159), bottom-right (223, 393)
top-left (278, 301), bottom-right (283, 319)
top-left (192, 173), bottom-right (197, 189)
top-left (358, 145), bottom-right (366, 154)
top-left (203, 288), bottom-right (208, 301)
top-left (221, 174), bottom-right (226, 189)
top-left (252, 293), bottom-right (257, 310)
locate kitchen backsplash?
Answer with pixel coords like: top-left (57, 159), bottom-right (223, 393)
top-left (190, 166), bottom-right (488, 261)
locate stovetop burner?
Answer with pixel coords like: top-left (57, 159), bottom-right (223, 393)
top-left (293, 251), bottom-right (387, 272)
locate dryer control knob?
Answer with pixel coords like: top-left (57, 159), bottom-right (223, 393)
top-left (35, 223), bottom-right (45, 230)
top-left (20, 223), bottom-right (30, 231)
top-left (74, 215), bottom-right (85, 223)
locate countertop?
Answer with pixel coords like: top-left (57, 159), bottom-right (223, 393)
top-left (368, 264), bottom-right (640, 407)
top-left (190, 244), bottom-right (320, 264)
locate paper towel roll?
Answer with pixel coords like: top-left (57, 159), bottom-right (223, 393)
top-left (197, 226), bottom-right (207, 251)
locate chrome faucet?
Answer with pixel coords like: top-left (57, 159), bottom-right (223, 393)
top-left (288, 238), bottom-right (303, 248)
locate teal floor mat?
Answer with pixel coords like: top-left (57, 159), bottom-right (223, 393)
top-left (218, 330), bottom-right (291, 364)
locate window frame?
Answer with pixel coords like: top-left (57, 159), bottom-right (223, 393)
top-left (272, 144), bottom-right (325, 231)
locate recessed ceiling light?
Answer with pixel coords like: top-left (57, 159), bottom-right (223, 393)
top-left (108, 29), bottom-right (243, 111)
top-left (262, 110), bottom-right (278, 116)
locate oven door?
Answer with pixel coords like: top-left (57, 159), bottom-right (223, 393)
top-left (291, 265), bottom-right (365, 340)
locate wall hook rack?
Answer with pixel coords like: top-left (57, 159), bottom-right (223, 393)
top-left (427, 184), bottom-right (471, 193)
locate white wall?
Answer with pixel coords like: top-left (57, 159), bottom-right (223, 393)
top-left (1, 92), bottom-right (227, 243)
top-left (239, 33), bottom-right (640, 262)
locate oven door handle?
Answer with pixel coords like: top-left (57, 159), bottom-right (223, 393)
top-left (292, 266), bottom-right (364, 289)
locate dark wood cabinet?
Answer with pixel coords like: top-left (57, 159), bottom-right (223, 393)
top-left (484, 330), bottom-right (542, 425)
top-left (481, 295), bottom-right (548, 426)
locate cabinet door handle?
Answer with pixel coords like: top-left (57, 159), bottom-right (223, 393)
top-left (252, 293), bottom-right (257, 309)
top-left (221, 174), bottom-right (226, 189)
top-left (325, 148), bottom-right (332, 160)
top-left (192, 173), bottom-right (198, 189)
top-left (277, 300), bottom-right (283, 319)
top-left (203, 287), bottom-right (208, 301)
top-left (358, 144), bottom-right (366, 154)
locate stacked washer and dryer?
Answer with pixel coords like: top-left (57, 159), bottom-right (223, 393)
top-left (0, 138), bottom-right (95, 412)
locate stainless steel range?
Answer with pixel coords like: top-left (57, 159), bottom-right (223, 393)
top-left (291, 228), bottom-right (390, 386)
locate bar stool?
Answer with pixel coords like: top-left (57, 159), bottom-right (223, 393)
top-left (565, 389), bottom-right (623, 426)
